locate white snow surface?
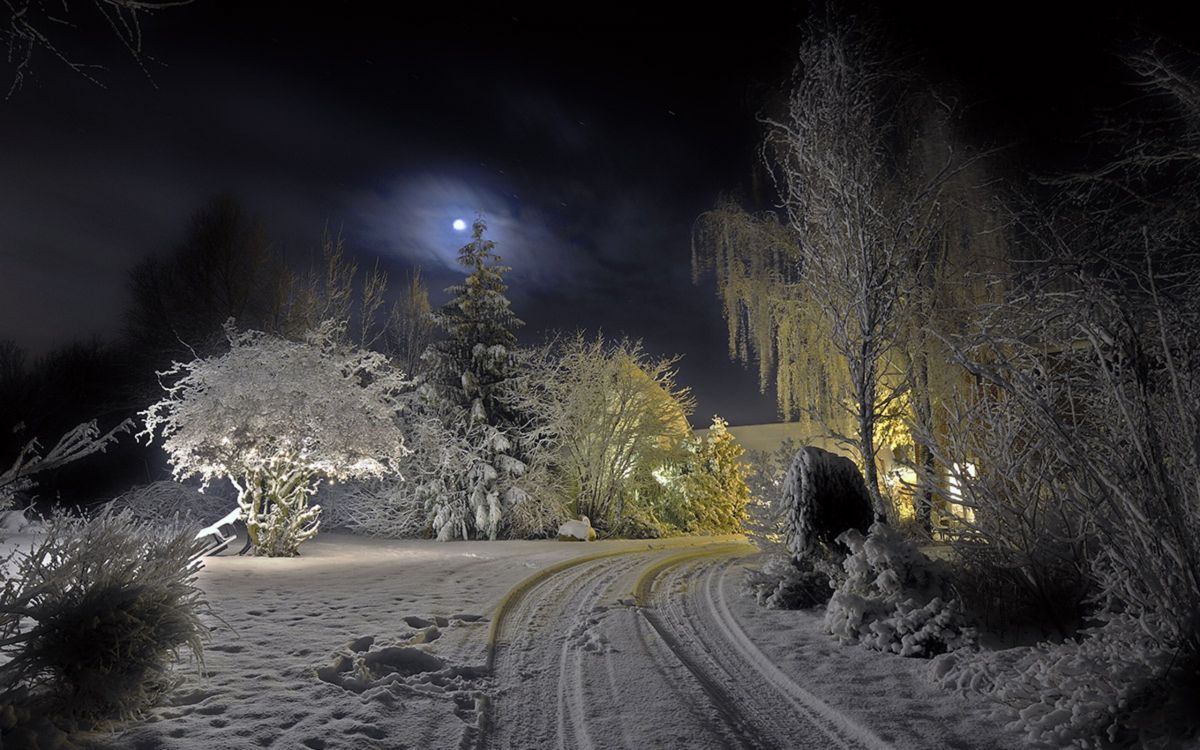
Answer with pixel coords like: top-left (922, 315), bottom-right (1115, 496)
top-left (26, 532), bottom-right (1019, 749)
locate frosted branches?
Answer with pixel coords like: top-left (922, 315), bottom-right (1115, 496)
top-left (3, 0), bottom-right (190, 98)
top-left (139, 322), bottom-right (410, 555)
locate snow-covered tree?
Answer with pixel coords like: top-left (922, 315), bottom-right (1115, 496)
top-left (693, 18), bottom-right (990, 519)
top-left (418, 218), bottom-right (527, 541)
top-left (139, 322), bottom-right (409, 556)
top-left (684, 416), bottom-right (751, 534)
top-left (508, 333), bottom-right (694, 532)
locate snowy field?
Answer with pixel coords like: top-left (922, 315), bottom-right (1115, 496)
top-left (40, 532), bottom-right (1019, 750)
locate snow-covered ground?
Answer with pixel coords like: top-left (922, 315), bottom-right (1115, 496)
top-left (49, 532), bottom-right (1017, 749)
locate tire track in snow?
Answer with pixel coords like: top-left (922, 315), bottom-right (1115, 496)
top-left (483, 539), bottom-right (754, 750)
top-left (487, 552), bottom-right (645, 749)
top-left (642, 553), bottom-right (893, 750)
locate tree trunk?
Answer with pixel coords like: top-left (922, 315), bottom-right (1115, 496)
top-left (912, 351), bottom-right (935, 534)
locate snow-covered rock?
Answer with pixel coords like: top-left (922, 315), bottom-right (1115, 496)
top-left (557, 516), bottom-right (597, 541)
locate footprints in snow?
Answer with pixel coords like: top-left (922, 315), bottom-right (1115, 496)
top-left (314, 613), bottom-right (493, 741)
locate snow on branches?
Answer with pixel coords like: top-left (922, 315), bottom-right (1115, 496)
top-left (139, 321), bottom-right (409, 556)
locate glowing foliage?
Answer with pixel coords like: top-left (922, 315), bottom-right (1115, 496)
top-left (684, 416), bottom-right (751, 534)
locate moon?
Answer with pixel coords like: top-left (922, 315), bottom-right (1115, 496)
top-left (452, 218), bottom-right (467, 231)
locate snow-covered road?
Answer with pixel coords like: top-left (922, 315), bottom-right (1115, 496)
top-left (487, 541), bottom-right (892, 750)
top-left (88, 533), bottom-right (1011, 749)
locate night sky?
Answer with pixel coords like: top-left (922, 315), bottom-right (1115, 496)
top-left (2, 2), bottom-right (1194, 426)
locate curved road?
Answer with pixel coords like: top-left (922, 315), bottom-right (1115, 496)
top-left (484, 542), bottom-right (891, 750)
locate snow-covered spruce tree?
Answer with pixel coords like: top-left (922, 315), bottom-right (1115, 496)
top-left (684, 416), bottom-right (751, 534)
top-left (418, 218), bottom-right (527, 541)
top-left (139, 322), bottom-right (409, 556)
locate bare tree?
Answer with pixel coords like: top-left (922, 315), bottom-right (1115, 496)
top-left (383, 268), bottom-right (435, 378)
top-left (126, 194), bottom-right (289, 364)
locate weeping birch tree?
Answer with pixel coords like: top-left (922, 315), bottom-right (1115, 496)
top-left (694, 18), bottom-right (979, 518)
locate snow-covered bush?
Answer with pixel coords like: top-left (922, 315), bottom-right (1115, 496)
top-left (106, 480), bottom-right (235, 529)
top-left (503, 333), bottom-right (693, 535)
top-left (0, 509), bottom-right (207, 738)
top-left (314, 477), bottom-right (427, 537)
top-left (140, 321), bottom-right (409, 556)
top-left (915, 390), bottom-right (1097, 636)
top-left (745, 554), bottom-right (838, 609)
top-left (825, 522), bottom-right (974, 657)
top-left (783, 446), bottom-right (874, 559)
top-left (933, 613), bottom-right (1198, 748)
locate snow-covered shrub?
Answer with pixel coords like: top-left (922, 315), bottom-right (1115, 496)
top-left (783, 446), bottom-right (874, 559)
top-left (0, 509), bottom-right (207, 737)
top-left (106, 480), bottom-right (235, 529)
top-left (745, 553), bottom-right (839, 609)
top-left (502, 333), bottom-right (693, 535)
top-left (914, 386), bottom-right (1097, 636)
top-left (826, 522), bottom-right (974, 657)
top-left (0, 419), bottom-right (129, 512)
top-left (933, 613), bottom-right (1198, 748)
top-left (140, 321), bottom-right (409, 556)
top-left (314, 477), bottom-right (427, 537)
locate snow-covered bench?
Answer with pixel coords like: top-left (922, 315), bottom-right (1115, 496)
top-left (190, 507), bottom-right (248, 564)
top-left (0, 507), bottom-right (34, 534)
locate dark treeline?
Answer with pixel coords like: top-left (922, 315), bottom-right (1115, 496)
top-left (0, 194), bottom-right (435, 506)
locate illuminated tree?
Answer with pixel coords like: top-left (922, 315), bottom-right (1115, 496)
top-left (684, 416), bottom-right (751, 534)
top-left (694, 18), bottom-right (989, 519)
top-left (384, 269), bottom-right (436, 378)
top-left (139, 322), bottom-right (409, 556)
top-left (510, 334), bottom-right (694, 531)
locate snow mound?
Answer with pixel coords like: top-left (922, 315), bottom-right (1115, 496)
top-left (931, 613), bottom-right (1196, 747)
top-left (783, 446), bottom-right (874, 559)
top-left (557, 516), bottom-right (597, 542)
top-left (826, 522), bottom-right (974, 657)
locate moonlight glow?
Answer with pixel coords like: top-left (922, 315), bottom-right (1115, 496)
top-left (453, 218), bottom-right (467, 231)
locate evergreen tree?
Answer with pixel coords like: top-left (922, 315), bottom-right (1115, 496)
top-left (418, 218), bottom-right (527, 540)
top-left (685, 416), bottom-right (752, 534)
